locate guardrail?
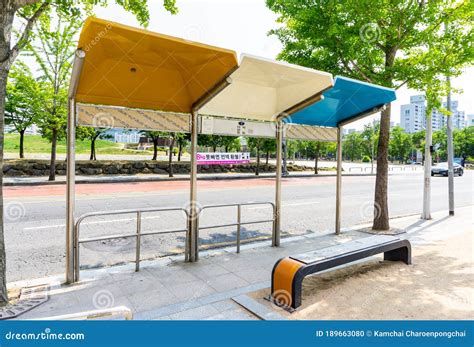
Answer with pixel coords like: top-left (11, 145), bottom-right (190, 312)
top-left (197, 202), bottom-right (276, 256)
top-left (347, 165), bottom-right (423, 172)
top-left (37, 306), bottom-right (133, 320)
top-left (74, 207), bottom-right (189, 281)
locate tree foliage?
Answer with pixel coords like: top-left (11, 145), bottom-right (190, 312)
top-left (389, 126), bottom-right (412, 163)
top-left (266, 0), bottom-right (474, 231)
top-left (5, 62), bottom-right (41, 158)
top-left (0, 0), bottom-right (178, 304)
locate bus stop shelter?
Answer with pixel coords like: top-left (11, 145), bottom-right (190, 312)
top-left (289, 76), bottom-right (396, 234)
top-left (66, 17), bottom-right (395, 283)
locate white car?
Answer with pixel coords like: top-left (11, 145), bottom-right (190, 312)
top-left (431, 162), bottom-right (464, 177)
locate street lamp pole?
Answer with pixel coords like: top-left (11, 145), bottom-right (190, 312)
top-left (446, 76), bottom-right (455, 216)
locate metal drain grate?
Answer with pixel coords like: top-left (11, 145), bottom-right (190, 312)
top-left (0, 285), bottom-right (49, 320)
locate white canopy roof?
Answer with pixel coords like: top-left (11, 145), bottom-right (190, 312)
top-left (200, 54), bottom-right (333, 122)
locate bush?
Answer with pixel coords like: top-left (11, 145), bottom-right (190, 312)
top-left (362, 155), bottom-right (371, 163)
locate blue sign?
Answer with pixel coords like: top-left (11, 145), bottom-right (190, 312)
top-left (0, 320), bottom-right (472, 347)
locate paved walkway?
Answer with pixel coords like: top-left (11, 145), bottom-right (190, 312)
top-left (9, 206), bottom-right (471, 320)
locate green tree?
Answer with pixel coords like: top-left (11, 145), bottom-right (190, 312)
top-left (141, 131), bottom-right (163, 160)
top-left (412, 130), bottom-right (426, 154)
top-left (389, 126), bottom-right (412, 163)
top-left (360, 121), bottom-right (379, 166)
top-left (432, 126), bottom-right (474, 161)
top-left (76, 127), bottom-right (111, 160)
top-left (220, 136), bottom-right (241, 152)
top-left (310, 141), bottom-right (329, 174)
top-left (343, 132), bottom-right (363, 162)
top-left (267, 0), bottom-right (473, 231)
top-left (176, 133), bottom-right (190, 161)
top-left (5, 62), bottom-right (41, 158)
top-left (262, 138), bottom-right (276, 165)
top-left (26, 13), bottom-right (81, 181)
top-left (0, 0), bottom-right (178, 306)
top-left (454, 126), bottom-right (474, 158)
top-left (198, 134), bottom-right (223, 152)
top-left (247, 137), bottom-right (266, 175)
top-left (433, 127), bottom-right (448, 162)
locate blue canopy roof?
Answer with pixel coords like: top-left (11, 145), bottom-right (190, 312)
top-left (289, 76), bottom-right (396, 127)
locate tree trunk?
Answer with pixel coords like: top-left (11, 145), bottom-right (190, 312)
top-left (90, 138), bottom-right (95, 161)
top-left (372, 104), bottom-right (391, 231)
top-left (266, 151), bottom-right (269, 165)
top-left (152, 137), bottom-right (158, 160)
top-left (168, 136), bottom-right (175, 177)
top-left (255, 147), bottom-right (260, 176)
top-left (19, 129), bottom-right (25, 158)
top-left (314, 144), bottom-right (320, 175)
top-left (49, 128), bottom-right (58, 181)
top-left (0, 67), bottom-right (9, 304)
top-left (178, 143), bottom-right (182, 161)
top-left (91, 133), bottom-right (99, 160)
top-left (422, 115), bottom-right (432, 220)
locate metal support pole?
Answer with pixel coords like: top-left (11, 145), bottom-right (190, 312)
top-left (446, 77), bottom-right (455, 216)
top-left (422, 116), bottom-right (432, 220)
top-left (136, 211), bottom-right (141, 272)
top-left (66, 49), bottom-right (85, 284)
top-left (282, 137), bottom-right (288, 176)
top-left (273, 120), bottom-right (283, 247)
top-left (188, 110), bottom-right (199, 262)
top-left (236, 205), bottom-right (241, 253)
top-left (66, 99), bottom-right (76, 283)
top-left (371, 118), bottom-right (375, 175)
top-left (187, 75), bottom-right (233, 262)
top-left (335, 126), bottom-right (343, 234)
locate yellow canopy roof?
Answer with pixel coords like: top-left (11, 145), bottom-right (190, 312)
top-left (200, 54), bottom-right (333, 122)
top-left (75, 17), bottom-right (238, 113)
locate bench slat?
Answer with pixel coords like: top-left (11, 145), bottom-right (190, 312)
top-left (290, 235), bottom-right (400, 265)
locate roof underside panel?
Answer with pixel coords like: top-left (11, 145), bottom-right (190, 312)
top-left (289, 76), bottom-right (396, 127)
top-left (77, 103), bottom-right (190, 132)
top-left (75, 17), bottom-right (238, 114)
top-left (200, 55), bottom-right (333, 122)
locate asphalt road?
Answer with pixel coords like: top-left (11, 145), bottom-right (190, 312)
top-left (5, 170), bottom-right (473, 282)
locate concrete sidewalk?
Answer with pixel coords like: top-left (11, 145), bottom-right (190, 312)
top-left (8, 206), bottom-right (471, 320)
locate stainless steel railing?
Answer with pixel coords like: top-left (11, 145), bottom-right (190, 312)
top-left (73, 202), bottom-right (275, 280)
top-left (197, 202), bottom-right (276, 256)
top-left (74, 207), bottom-right (189, 281)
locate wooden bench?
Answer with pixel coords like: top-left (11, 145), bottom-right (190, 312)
top-left (270, 235), bottom-right (411, 310)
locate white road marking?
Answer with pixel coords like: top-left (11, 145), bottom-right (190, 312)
top-left (251, 201), bottom-right (320, 209)
top-left (23, 215), bottom-right (162, 231)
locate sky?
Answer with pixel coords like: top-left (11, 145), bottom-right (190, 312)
top-left (49, 0), bottom-right (474, 129)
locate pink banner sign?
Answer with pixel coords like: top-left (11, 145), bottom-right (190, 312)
top-left (197, 152), bottom-right (250, 165)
